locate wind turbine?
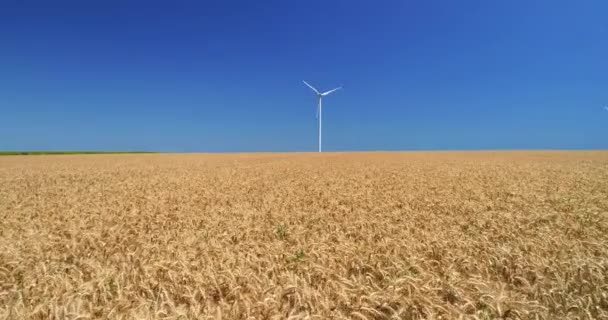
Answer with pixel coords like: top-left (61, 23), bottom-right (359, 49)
top-left (303, 81), bottom-right (342, 152)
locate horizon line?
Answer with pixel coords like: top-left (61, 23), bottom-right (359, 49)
top-left (2, 148), bottom-right (607, 155)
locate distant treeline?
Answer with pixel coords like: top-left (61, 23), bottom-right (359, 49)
top-left (0, 151), bottom-right (158, 155)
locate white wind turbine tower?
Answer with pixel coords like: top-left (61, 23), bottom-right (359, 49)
top-left (303, 81), bottom-right (342, 152)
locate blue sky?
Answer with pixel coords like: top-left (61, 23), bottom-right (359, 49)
top-left (1, 1), bottom-right (607, 152)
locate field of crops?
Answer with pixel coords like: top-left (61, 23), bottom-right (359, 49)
top-left (1, 151), bottom-right (607, 319)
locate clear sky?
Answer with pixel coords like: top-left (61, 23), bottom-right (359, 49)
top-left (1, 1), bottom-right (607, 152)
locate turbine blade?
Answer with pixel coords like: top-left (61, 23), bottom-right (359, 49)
top-left (303, 80), bottom-right (319, 94)
top-left (321, 86), bottom-right (342, 96)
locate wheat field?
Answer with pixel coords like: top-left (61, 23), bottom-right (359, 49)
top-left (1, 151), bottom-right (607, 319)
